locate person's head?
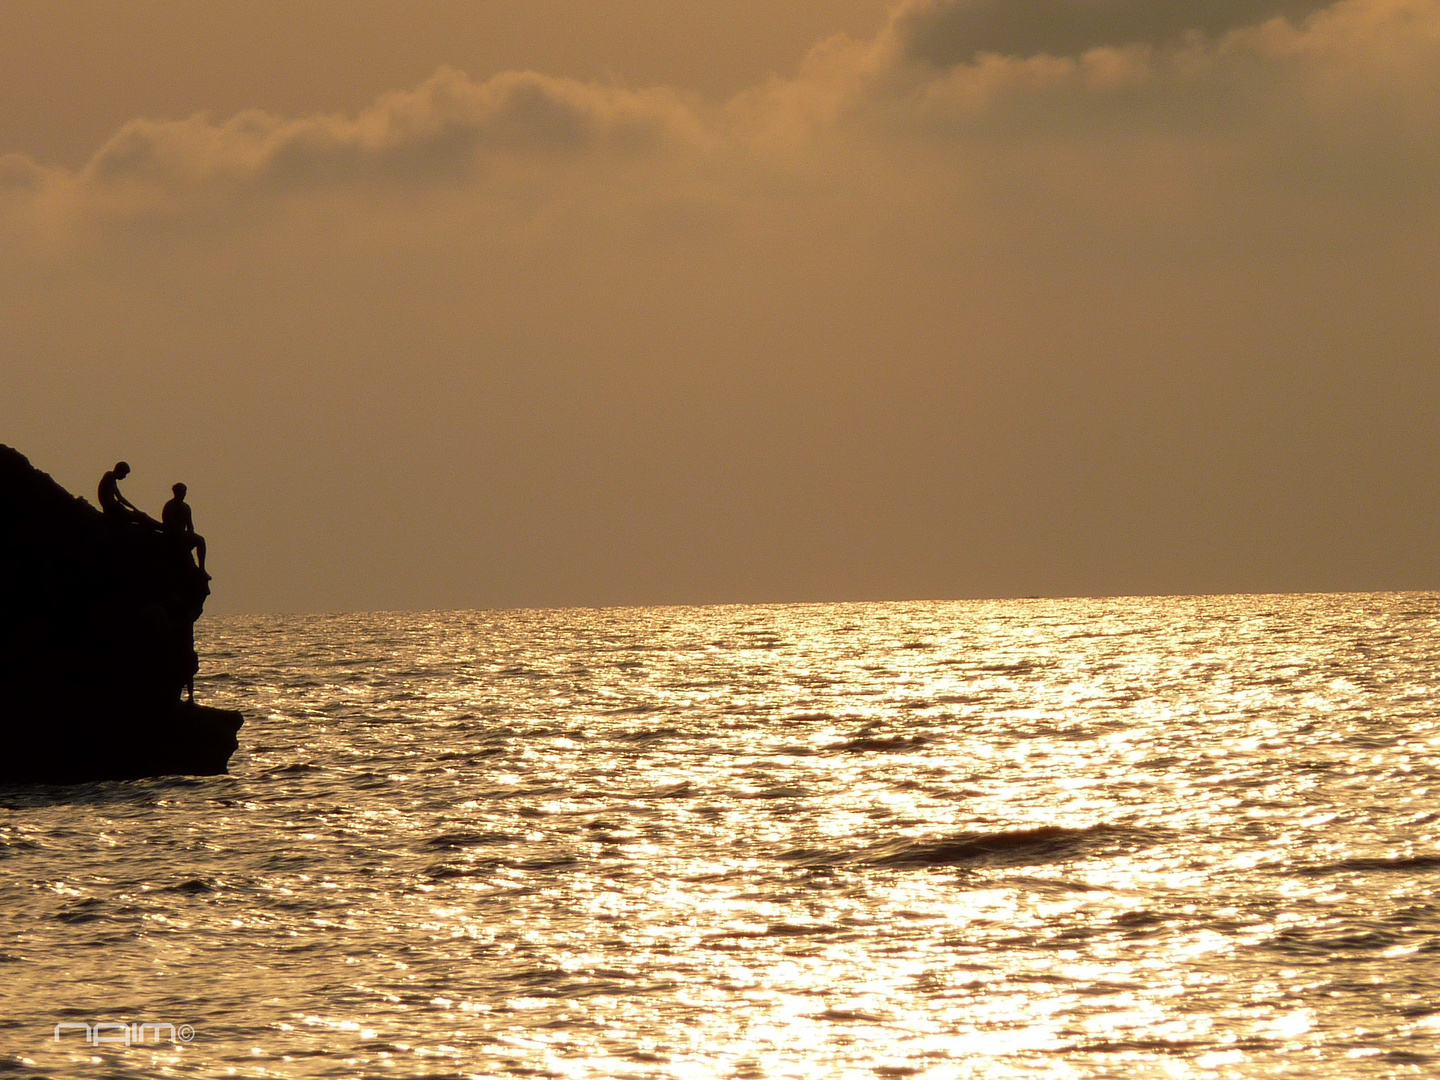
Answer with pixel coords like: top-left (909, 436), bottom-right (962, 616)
top-left (172, 482), bottom-right (187, 499)
top-left (114, 461), bottom-right (130, 477)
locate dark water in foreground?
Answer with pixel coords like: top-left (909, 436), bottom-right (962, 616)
top-left (3, 594), bottom-right (1440, 1078)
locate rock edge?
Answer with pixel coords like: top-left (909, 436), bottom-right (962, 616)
top-left (0, 445), bottom-right (243, 783)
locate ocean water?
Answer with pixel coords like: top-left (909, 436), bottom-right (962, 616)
top-left (2, 594), bottom-right (1439, 1078)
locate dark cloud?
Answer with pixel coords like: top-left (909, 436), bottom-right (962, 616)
top-left (892, 0), bottom-right (1336, 65)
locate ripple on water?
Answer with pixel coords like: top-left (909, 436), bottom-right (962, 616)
top-left (1, 594), bottom-right (1439, 1077)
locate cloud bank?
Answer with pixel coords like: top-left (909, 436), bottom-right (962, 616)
top-left (1, 0), bottom-right (1436, 228)
top-left (0, 0), bottom-right (1433, 220)
top-left (3, 0), bottom-right (1439, 610)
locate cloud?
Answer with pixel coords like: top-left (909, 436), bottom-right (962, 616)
top-left (0, 152), bottom-right (47, 190)
top-left (3, 0), bottom-right (1437, 225)
top-left (4, 66), bottom-right (706, 226)
top-left (887, 0), bottom-right (1337, 66)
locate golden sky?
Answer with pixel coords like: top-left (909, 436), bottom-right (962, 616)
top-left (3, 0), bottom-right (1439, 612)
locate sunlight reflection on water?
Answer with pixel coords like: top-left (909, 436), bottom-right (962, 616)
top-left (2, 594), bottom-right (1439, 1077)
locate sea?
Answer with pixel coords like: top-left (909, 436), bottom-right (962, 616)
top-left (2, 593), bottom-right (1439, 1079)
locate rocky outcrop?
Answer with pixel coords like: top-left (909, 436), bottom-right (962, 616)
top-left (0, 446), bottom-right (242, 783)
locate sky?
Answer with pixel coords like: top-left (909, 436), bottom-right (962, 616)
top-left (2, 0), bottom-right (1439, 613)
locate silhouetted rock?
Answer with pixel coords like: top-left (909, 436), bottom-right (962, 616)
top-left (0, 446), bottom-right (242, 783)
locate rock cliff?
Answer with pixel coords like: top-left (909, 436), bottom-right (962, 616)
top-left (0, 446), bottom-right (242, 783)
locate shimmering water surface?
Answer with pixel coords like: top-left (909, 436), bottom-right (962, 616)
top-left (4, 594), bottom-right (1440, 1078)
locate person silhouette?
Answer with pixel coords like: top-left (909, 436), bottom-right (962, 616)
top-left (97, 461), bottom-right (151, 525)
top-left (162, 482), bottom-right (207, 576)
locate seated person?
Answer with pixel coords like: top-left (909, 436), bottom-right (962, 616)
top-left (97, 461), bottom-right (155, 526)
top-left (162, 482), bottom-right (207, 575)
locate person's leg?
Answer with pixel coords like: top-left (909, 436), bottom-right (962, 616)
top-left (193, 534), bottom-right (207, 573)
